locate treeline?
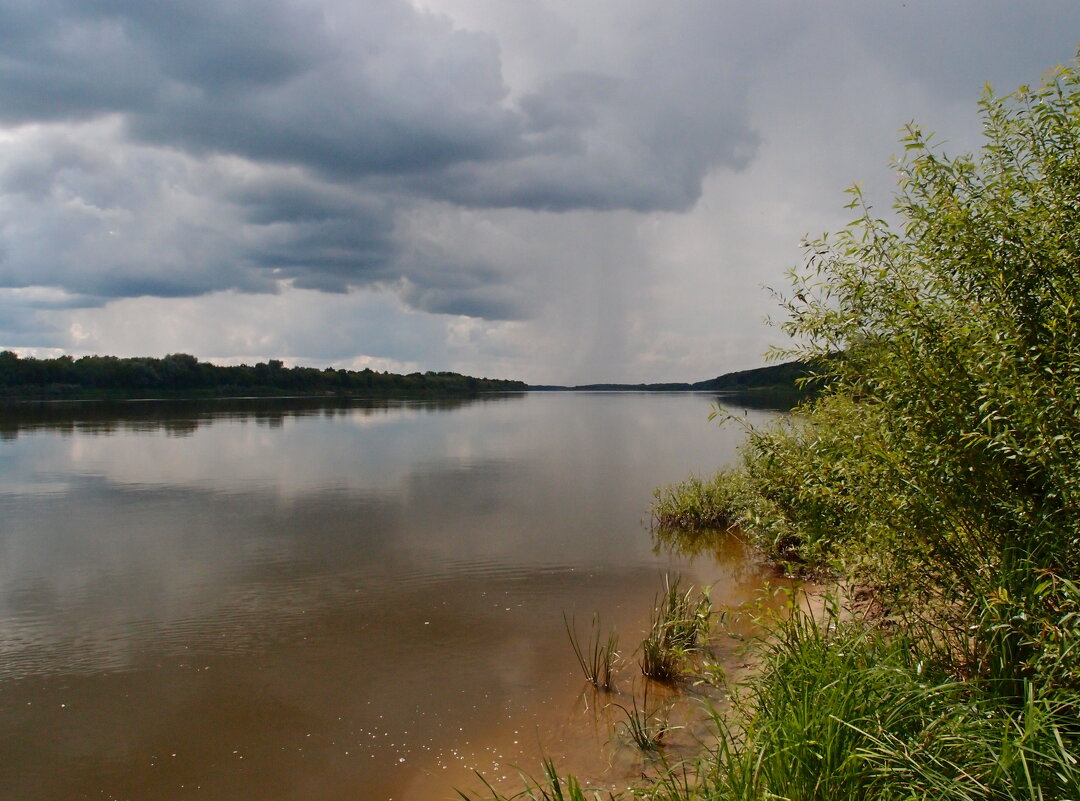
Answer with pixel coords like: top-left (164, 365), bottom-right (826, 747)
top-left (689, 358), bottom-right (819, 392)
top-left (532, 359), bottom-right (819, 393)
top-left (529, 359), bottom-right (820, 410)
top-left (0, 351), bottom-right (526, 400)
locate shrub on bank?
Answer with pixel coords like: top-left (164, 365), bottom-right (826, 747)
top-left (650, 55), bottom-right (1080, 800)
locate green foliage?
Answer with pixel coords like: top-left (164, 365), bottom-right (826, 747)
top-left (655, 595), bottom-right (1080, 801)
top-left (640, 576), bottom-right (711, 682)
top-left (663, 57), bottom-right (1080, 697)
top-left (642, 56), bottom-right (1080, 801)
top-left (0, 352), bottom-right (526, 400)
top-left (770, 60), bottom-right (1080, 697)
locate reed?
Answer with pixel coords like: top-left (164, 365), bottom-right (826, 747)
top-left (639, 628), bottom-right (682, 683)
top-left (564, 613), bottom-right (619, 692)
top-left (657, 575), bottom-right (711, 651)
top-left (639, 575), bottom-right (711, 682)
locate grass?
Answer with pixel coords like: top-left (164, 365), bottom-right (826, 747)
top-left (651, 469), bottom-right (807, 572)
top-left (640, 629), bottom-right (683, 683)
top-left (564, 613), bottom-right (619, 692)
top-left (455, 756), bottom-right (615, 801)
top-left (651, 471), bottom-right (748, 532)
top-left (640, 575), bottom-right (712, 683)
top-left (613, 684), bottom-right (670, 753)
top-left (649, 591), bottom-right (1080, 801)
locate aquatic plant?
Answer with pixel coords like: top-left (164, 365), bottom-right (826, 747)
top-left (564, 613), bottom-right (619, 692)
top-left (639, 576), bottom-right (711, 682)
top-left (651, 472), bottom-right (746, 531)
top-left (613, 684), bottom-right (670, 753)
top-left (456, 756), bottom-right (616, 801)
top-left (639, 628), bottom-right (683, 683)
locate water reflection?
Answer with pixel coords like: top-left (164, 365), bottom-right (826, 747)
top-left (0, 393), bottom-right (778, 800)
top-left (0, 395), bottom-right (523, 440)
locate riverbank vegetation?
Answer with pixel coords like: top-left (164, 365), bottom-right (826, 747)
top-left (0, 350), bottom-right (526, 400)
top-left (651, 58), bottom-right (1080, 800)
top-left (474, 57), bottom-right (1080, 800)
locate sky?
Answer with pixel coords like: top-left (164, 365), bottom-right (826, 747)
top-left (0, 1), bottom-right (1078, 384)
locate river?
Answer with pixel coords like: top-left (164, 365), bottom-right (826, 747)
top-left (0, 392), bottom-right (781, 800)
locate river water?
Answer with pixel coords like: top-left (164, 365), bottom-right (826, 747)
top-left (0, 392), bottom-right (780, 800)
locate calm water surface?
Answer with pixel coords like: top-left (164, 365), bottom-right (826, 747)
top-left (0, 392), bottom-right (780, 800)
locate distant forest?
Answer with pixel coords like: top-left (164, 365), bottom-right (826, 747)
top-left (0, 351), bottom-right (527, 400)
top-left (532, 359), bottom-right (821, 394)
top-left (689, 359), bottom-right (820, 392)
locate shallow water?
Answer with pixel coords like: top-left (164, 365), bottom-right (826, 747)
top-left (0, 392), bottom-right (780, 800)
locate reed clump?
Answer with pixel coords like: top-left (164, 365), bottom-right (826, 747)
top-left (639, 575), bottom-right (711, 683)
top-left (651, 471), bottom-right (748, 531)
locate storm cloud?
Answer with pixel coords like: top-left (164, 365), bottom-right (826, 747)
top-left (2, 0), bottom-right (1080, 381)
top-left (0, 0), bottom-right (760, 318)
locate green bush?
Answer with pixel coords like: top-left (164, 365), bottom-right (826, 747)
top-left (672, 57), bottom-right (1080, 700)
top-left (780, 60), bottom-right (1080, 697)
top-left (646, 55), bottom-right (1080, 801)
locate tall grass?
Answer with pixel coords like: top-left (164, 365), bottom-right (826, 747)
top-left (639, 575), bottom-right (712, 683)
top-left (651, 471), bottom-right (749, 531)
top-left (661, 593), bottom-right (1080, 801)
top-left (640, 630), bottom-right (683, 683)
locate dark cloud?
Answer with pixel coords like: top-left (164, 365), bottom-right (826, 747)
top-left (246, 218), bottom-right (400, 293)
top-left (2, 0), bottom-right (1078, 346)
top-left (0, 1), bottom-right (158, 122)
top-left (0, 0), bottom-right (522, 175)
top-left (396, 261), bottom-right (530, 321)
top-left (0, 0), bottom-right (761, 318)
top-left (228, 175), bottom-right (375, 226)
top-left (0, 0), bottom-right (755, 197)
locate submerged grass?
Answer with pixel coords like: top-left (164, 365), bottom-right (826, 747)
top-left (456, 756), bottom-right (615, 801)
top-left (565, 613), bottom-right (619, 692)
top-left (614, 684), bottom-right (670, 753)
